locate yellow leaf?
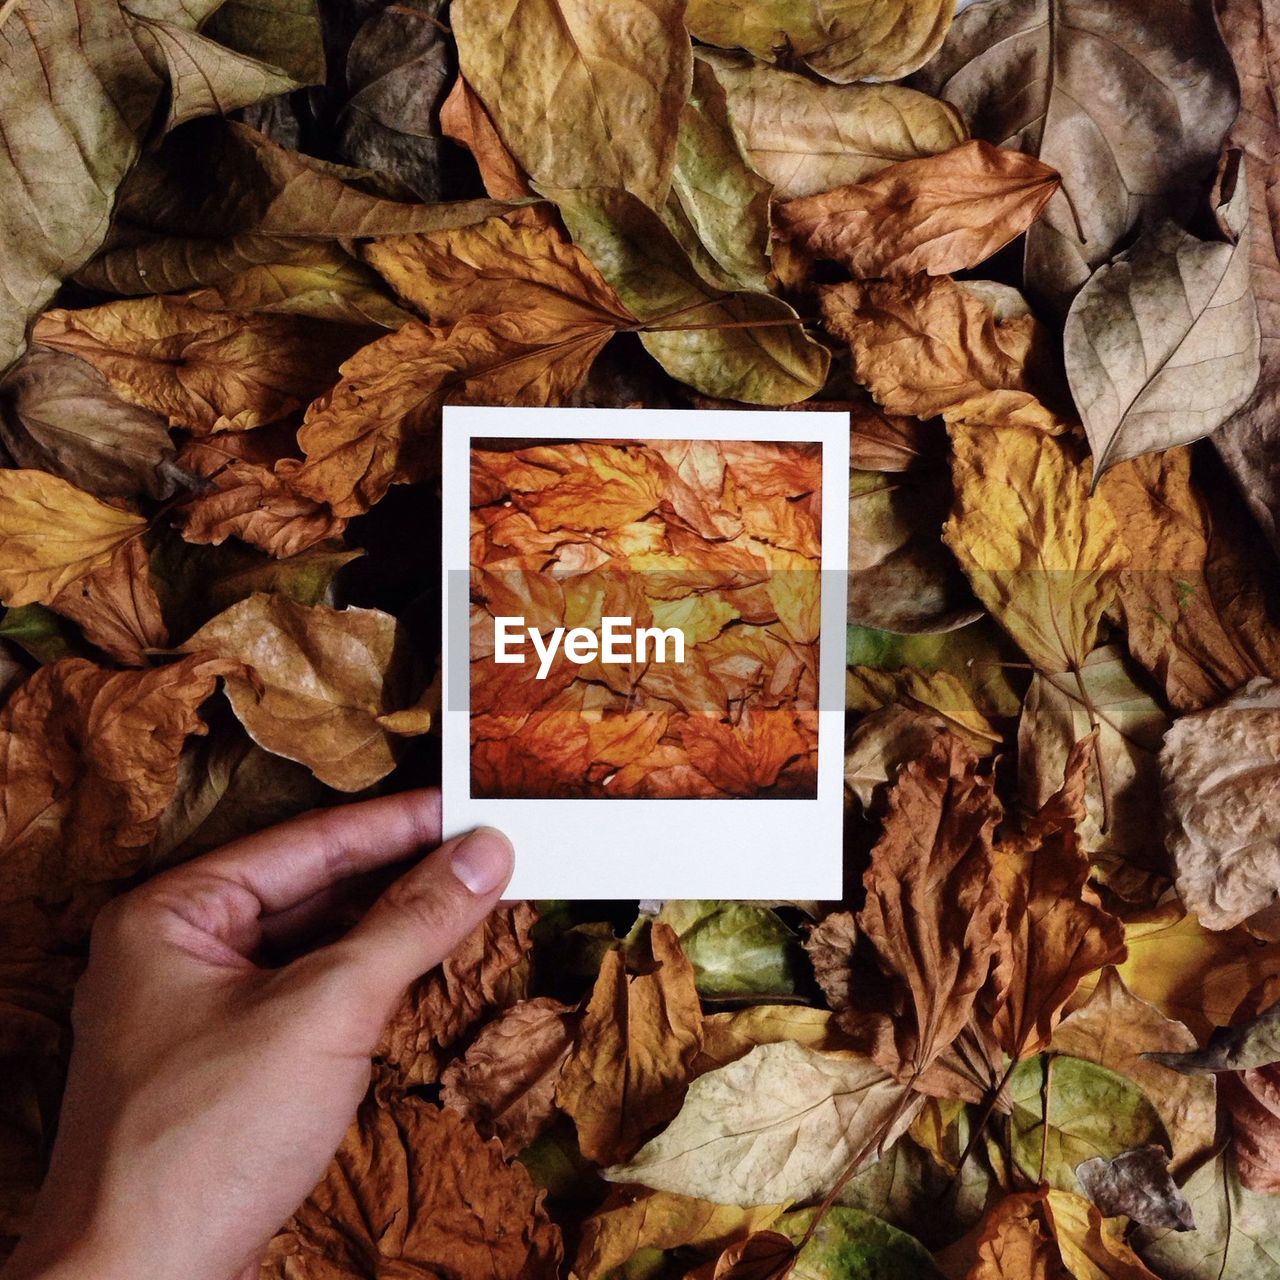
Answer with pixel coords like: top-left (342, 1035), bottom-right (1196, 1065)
top-left (0, 469), bottom-right (146, 607)
top-left (944, 423), bottom-right (1127, 674)
top-left (821, 275), bottom-right (1064, 432)
top-left (846, 666), bottom-right (1001, 753)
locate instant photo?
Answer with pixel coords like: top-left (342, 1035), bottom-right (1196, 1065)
top-left (442, 406), bottom-right (849, 900)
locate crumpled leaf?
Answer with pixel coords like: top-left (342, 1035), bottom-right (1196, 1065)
top-left (914, 0), bottom-right (1239, 306)
top-left (552, 186), bottom-right (829, 405)
top-left (605, 1040), bottom-right (921, 1207)
top-left (1212, 0), bottom-right (1280, 556)
top-left (1103, 447), bottom-right (1280, 713)
top-left (574, 1189), bottom-right (783, 1280)
top-left (262, 1091), bottom-right (561, 1279)
top-left (654, 900), bottom-right (797, 997)
top-left (844, 704), bottom-right (946, 809)
top-left (944, 422), bottom-right (1127, 674)
top-left (33, 297), bottom-right (362, 435)
top-left (377, 904), bottom-right (535, 1088)
top-left (0, 346), bottom-right (178, 501)
top-left (1065, 207), bottom-right (1261, 479)
top-left (130, 14), bottom-right (299, 134)
top-left (452, 0), bottom-right (691, 210)
top-left (292, 312), bottom-right (618, 516)
top-left (804, 911), bottom-right (859, 1013)
top-left (1135, 1150), bottom-right (1280, 1279)
top-left (78, 119), bottom-right (508, 296)
top-left (821, 276), bottom-right (1064, 432)
top-left (1160, 678), bottom-right (1280, 930)
top-left (1052, 970), bottom-right (1217, 1173)
top-left (837, 733), bottom-right (1004, 1083)
top-left (703, 50), bottom-right (966, 200)
top-left (685, 0), bottom-right (954, 84)
top-left (440, 996), bottom-right (575, 1154)
top-left (777, 141), bottom-right (1058, 279)
top-left (48, 537), bottom-right (167, 667)
top-left (1076, 1146), bottom-right (1195, 1232)
top-left (0, 470), bottom-right (147, 608)
top-left (989, 734), bottom-right (1126, 1062)
top-left (556, 922), bottom-right (703, 1166)
top-left (1003, 1054), bottom-right (1169, 1195)
top-left (178, 594), bottom-right (425, 791)
top-left (0, 654), bottom-right (233, 903)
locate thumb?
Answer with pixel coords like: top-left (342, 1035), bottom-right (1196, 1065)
top-left (320, 826), bottom-right (514, 1019)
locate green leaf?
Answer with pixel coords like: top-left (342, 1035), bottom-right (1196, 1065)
top-left (0, 605), bottom-right (80, 665)
top-left (550, 186), bottom-right (828, 405)
top-left (202, 0), bottom-right (325, 85)
top-left (655, 901), bottom-right (798, 997)
top-left (1003, 1054), bottom-right (1171, 1194)
top-left (777, 1206), bottom-right (944, 1279)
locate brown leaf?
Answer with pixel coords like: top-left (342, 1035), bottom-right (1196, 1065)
top-left (0, 345), bottom-right (177, 500)
top-left (439, 996), bottom-right (576, 1154)
top-left (1223, 1067), bottom-right (1280, 1193)
top-left (292, 313), bottom-right (616, 516)
top-left (574, 1188), bottom-right (783, 1280)
top-left (378, 904), bottom-right (536, 1087)
top-left (175, 435), bottom-right (346, 558)
top-left (439, 74), bottom-right (532, 201)
top-left (0, 470), bottom-right (147, 608)
top-left (0, 655), bottom-right (233, 903)
top-left (1052, 970), bottom-right (1218, 1173)
top-left (776, 141), bottom-right (1059, 279)
top-left (33, 297), bottom-right (363, 434)
top-left (821, 276), bottom-right (1064, 432)
top-left (178, 594), bottom-right (424, 791)
top-left (556, 921), bottom-right (704, 1165)
top-left (49, 537), bottom-right (168, 666)
top-left (988, 734), bottom-right (1127, 1061)
top-left (803, 911), bottom-right (858, 1014)
top-left (1075, 1146), bottom-right (1196, 1232)
top-left (262, 1092), bottom-right (561, 1279)
top-left (1102, 448), bottom-right (1280, 713)
top-left (838, 733), bottom-right (1004, 1083)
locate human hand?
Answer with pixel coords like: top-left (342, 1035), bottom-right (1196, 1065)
top-left (0, 790), bottom-right (513, 1280)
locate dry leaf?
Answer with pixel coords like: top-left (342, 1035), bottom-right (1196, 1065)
top-left (574, 1189), bottom-right (783, 1280)
top-left (1076, 1146), bottom-right (1196, 1232)
top-left (179, 594), bottom-right (424, 791)
top-left (989, 734), bottom-right (1126, 1061)
top-left (685, 0), bottom-right (954, 83)
top-left (262, 1092), bottom-right (561, 1279)
top-left (844, 704), bottom-right (947, 809)
top-left (452, 0), bottom-right (691, 210)
top-left (703, 50), bottom-right (966, 200)
top-left (556, 922), bottom-right (703, 1165)
top-left (944, 422), bottom-right (1126, 674)
top-left (49, 537), bottom-right (167, 666)
top-left (604, 1040), bottom-right (920, 1207)
top-left (821, 276), bottom-right (1064, 432)
top-left (695, 1006), bottom-right (850, 1075)
top-left (838, 733), bottom-right (1004, 1083)
top-left (0, 470), bottom-right (147, 608)
top-left (439, 996), bottom-right (575, 1154)
top-left (0, 655), bottom-right (233, 903)
top-left (1160, 678), bottom-right (1280, 931)
top-left (777, 141), bottom-right (1059, 279)
top-left (378, 904), bottom-right (535, 1087)
top-left (914, 0), bottom-right (1238, 306)
top-left (846, 667), bottom-right (1001, 753)
top-left (439, 74), bottom-right (532, 201)
top-left (0, 345), bottom-right (177, 501)
top-left (1065, 209), bottom-right (1261, 479)
top-left (33, 297), bottom-right (362, 435)
top-left (804, 911), bottom-right (859, 1014)
top-left (1052, 970), bottom-right (1217, 1171)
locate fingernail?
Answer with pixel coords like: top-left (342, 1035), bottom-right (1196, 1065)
top-left (450, 827), bottom-right (513, 895)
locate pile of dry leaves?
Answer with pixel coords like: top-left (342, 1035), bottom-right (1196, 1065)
top-left (3, 0), bottom-right (1280, 1276)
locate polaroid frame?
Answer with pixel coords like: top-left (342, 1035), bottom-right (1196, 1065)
top-left (442, 405), bottom-right (850, 900)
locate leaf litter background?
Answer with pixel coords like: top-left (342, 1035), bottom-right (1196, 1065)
top-left (4, 0), bottom-right (1280, 1276)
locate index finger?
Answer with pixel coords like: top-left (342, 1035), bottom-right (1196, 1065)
top-left (161, 788), bottom-right (442, 916)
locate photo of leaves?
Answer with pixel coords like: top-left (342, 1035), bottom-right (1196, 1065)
top-left (2, 0), bottom-right (1280, 1276)
top-left (470, 437), bottom-right (821, 800)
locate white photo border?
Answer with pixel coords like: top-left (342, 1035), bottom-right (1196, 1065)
top-left (442, 405), bottom-right (850, 900)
